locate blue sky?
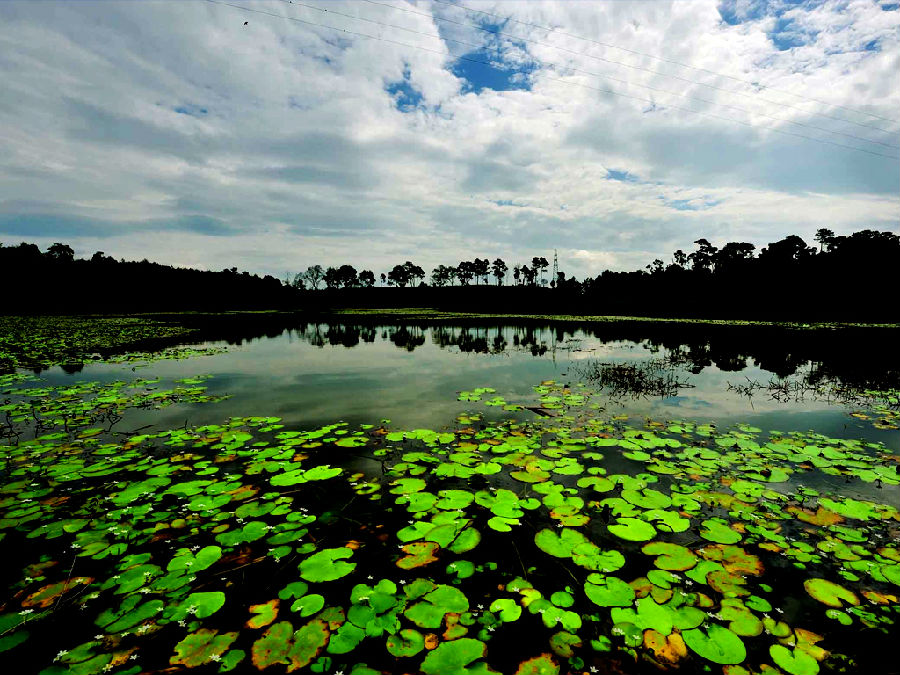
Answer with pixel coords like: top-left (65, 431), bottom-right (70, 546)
top-left (0, 0), bottom-right (897, 280)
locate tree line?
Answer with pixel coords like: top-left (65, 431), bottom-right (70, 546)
top-left (290, 228), bottom-right (897, 294)
top-left (2, 227), bottom-right (897, 320)
top-left (0, 241), bottom-right (295, 314)
top-left (292, 228), bottom-right (899, 321)
top-left (289, 256), bottom-right (552, 289)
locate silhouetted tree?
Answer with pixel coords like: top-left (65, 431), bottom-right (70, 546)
top-left (403, 261), bottom-right (425, 286)
top-left (431, 265), bottom-right (454, 287)
top-left (759, 235), bottom-right (815, 265)
top-left (531, 257), bottom-right (549, 286)
top-left (456, 261), bottom-right (474, 286)
top-left (815, 228), bottom-right (835, 253)
top-left (336, 264), bottom-right (358, 288)
top-left (645, 259), bottom-right (664, 275)
top-left (471, 258), bottom-right (490, 285)
top-left (491, 258), bottom-right (508, 285)
top-left (323, 267), bottom-right (340, 289)
top-left (46, 242), bottom-right (75, 263)
top-left (304, 265), bottom-right (325, 290)
top-left (688, 239), bottom-right (717, 272)
top-left (358, 270), bottom-right (375, 287)
top-left (714, 242), bottom-right (755, 274)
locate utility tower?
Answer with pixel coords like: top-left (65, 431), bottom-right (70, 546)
top-left (552, 249), bottom-right (559, 288)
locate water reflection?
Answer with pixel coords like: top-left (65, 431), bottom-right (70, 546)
top-left (21, 317), bottom-right (899, 451)
top-left (271, 321), bottom-right (899, 395)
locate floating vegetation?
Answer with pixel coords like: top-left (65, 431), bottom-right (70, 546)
top-left (0, 316), bottom-right (204, 373)
top-left (1, 366), bottom-right (899, 675)
top-left (1, 374), bottom-right (230, 444)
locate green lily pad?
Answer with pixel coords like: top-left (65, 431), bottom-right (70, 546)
top-left (608, 517), bottom-right (657, 542)
top-left (699, 518), bottom-right (742, 544)
top-left (770, 644), bottom-right (820, 675)
top-left (803, 578), bottom-right (860, 608)
top-left (421, 638), bottom-right (487, 675)
top-left (682, 624), bottom-right (746, 665)
top-left (298, 548), bottom-right (356, 582)
top-left (642, 541), bottom-right (698, 571)
top-left (584, 574), bottom-right (635, 607)
top-left (490, 598), bottom-right (522, 622)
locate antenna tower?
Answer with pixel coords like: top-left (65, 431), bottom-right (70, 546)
top-left (552, 249), bottom-right (559, 287)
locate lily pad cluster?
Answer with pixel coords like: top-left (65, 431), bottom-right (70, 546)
top-left (0, 316), bottom-right (204, 373)
top-left (1, 368), bottom-right (899, 675)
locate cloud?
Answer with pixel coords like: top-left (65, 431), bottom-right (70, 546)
top-left (0, 0), bottom-right (896, 283)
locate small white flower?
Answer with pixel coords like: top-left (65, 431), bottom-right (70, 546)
top-left (477, 604), bottom-right (484, 610)
top-left (94, 634), bottom-right (104, 640)
top-left (399, 580), bottom-right (407, 585)
top-left (129, 654), bottom-right (138, 660)
top-left (487, 625), bottom-right (495, 632)
top-left (19, 609), bottom-right (34, 616)
top-left (54, 650), bottom-right (68, 661)
top-left (590, 668), bottom-right (598, 674)
top-left (210, 654), bottom-right (222, 662)
top-left (367, 575), bottom-right (374, 580)
top-left (178, 620), bottom-right (187, 627)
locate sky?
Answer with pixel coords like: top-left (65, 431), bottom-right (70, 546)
top-left (0, 0), bottom-right (898, 282)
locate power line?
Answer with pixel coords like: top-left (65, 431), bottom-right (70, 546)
top-left (203, 0), bottom-right (899, 160)
top-left (432, 0), bottom-right (900, 127)
top-left (295, 0), bottom-right (895, 150)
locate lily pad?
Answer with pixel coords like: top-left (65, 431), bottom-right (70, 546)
top-left (682, 624), bottom-right (746, 665)
top-left (299, 548), bottom-right (356, 582)
top-left (803, 578), bottom-right (860, 608)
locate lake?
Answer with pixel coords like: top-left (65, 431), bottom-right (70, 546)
top-left (2, 318), bottom-right (898, 675)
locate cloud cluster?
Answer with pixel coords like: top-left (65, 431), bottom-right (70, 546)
top-left (0, 0), bottom-right (896, 280)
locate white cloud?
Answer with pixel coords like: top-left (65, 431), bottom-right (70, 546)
top-left (0, 0), bottom-right (896, 283)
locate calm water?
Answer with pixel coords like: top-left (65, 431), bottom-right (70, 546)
top-left (32, 322), bottom-right (899, 453)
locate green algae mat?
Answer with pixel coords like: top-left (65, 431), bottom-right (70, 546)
top-left (2, 364), bottom-right (899, 675)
